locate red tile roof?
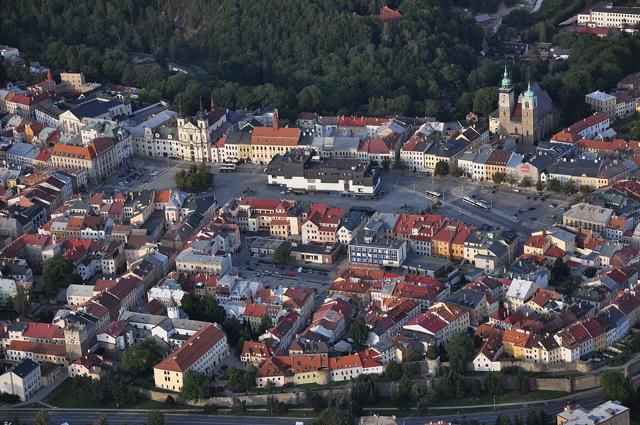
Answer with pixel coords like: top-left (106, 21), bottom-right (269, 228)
top-left (154, 324), bottom-right (226, 372)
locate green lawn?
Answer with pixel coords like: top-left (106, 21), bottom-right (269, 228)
top-left (429, 390), bottom-right (567, 407)
top-left (45, 379), bottom-right (193, 410)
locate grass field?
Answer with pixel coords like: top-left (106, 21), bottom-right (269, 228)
top-left (44, 379), bottom-right (192, 410)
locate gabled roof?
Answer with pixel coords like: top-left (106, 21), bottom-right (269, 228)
top-left (154, 324), bottom-right (226, 372)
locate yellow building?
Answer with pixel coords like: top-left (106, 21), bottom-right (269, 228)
top-left (153, 324), bottom-right (228, 392)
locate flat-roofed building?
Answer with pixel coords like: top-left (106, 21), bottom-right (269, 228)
top-left (266, 149), bottom-right (381, 196)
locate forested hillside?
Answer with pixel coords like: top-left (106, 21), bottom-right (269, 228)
top-left (0, 0), bottom-right (484, 119)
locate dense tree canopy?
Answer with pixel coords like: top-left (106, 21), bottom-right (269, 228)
top-left (181, 371), bottom-right (211, 400)
top-left (180, 293), bottom-right (226, 324)
top-left (121, 338), bottom-right (162, 377)
top-left (41, 255), bottom-right (82, 299)
top-left (0, 0), bottom-right (483, 119)
top-left (175, 164), bottom-right (213, 193)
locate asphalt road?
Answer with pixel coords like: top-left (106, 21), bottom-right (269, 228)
top-left (0, 374), bottom-right (617, 425)
top-left (0, 411), bottom-right (303, 425)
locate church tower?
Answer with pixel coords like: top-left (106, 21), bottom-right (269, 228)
top-left (521, 82), bottom-right (538, 143)
top-left (498, 64), bottom-right (515, 125)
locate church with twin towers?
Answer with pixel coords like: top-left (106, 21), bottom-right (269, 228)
top-left (489, 65), bottom-right (558, 149)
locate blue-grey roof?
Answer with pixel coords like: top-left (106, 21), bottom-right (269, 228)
top-left (339, 210), bottom-right (366, 231)
top-left (7, 142), bottom-right (35, 157)
top-left (12, 359), bottom-right (39, 378)
top-left (69, 98), bottom-right (121, 119)
top-left (446, 288), bottom-right (485, 308)
top-left (425, 138), bottom-right (469, 158)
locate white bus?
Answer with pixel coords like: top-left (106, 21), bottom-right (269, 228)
top-left (425, 190), bottom-right (443, 199)
top-left (462, 196), bottom-right (490, 211)
top-left (220, 162), bottom-right (236, 172)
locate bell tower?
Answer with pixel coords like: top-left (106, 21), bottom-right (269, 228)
top-left (522, 82), bottom-right (538, 143)
top-left (498, 64), bottom-right (514, 123)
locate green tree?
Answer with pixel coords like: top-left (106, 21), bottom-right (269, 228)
top-left (351, 374), bottom-right (377, 412)
top-left (122, 338), bottom-right (161, 377)
top-left (473, 87), bottom-right (498, 116)
top-left (426, 344), bottom-right (439, 360)
top-left (600, 371), bottom-right (636, 405)
top-left (266, 396), bottom-right (288, 416)
top-left (34, 410), bottom-right (48, 425)
top-left (536, 181), bottom-right (544, 191)
top-left (562, 180), bottom-right (576, 194)
top-left (516, 369), bottom-right (529, 394)
top-left (304, 388), bottom-right (327, 412)
top-left (444, 333), bottom-right (474, 375)
top-left (12, 285), bottom-right (30, 316)
top-left (257, 316), bottom-right (273, 335)
top-left (520, 177), bottom-right (531, 188)
top-left (434, 160), bottom-right (449, 176)
top-left (180, 293), bottom-right (226, 324)
top-left (318, 405), bottom-right (353, 425)
top-left (584, 267), bottom-right (597, 278)
top-left (384, 360), bottom-right (402, 380)
top-left (174, 164), bottom-right (213, 193)
top-left (181, 371), bottom-right (211, 400)
top-left (486, 371), bottom-right (504, 395)
top-left (551, 258), bottom-right (570, 284)
top-left (146, 411), bottom-right (164, 425)
top-left (451, 166), bottom-right (463, 178)
top-left (42, 255), bottom-right (82, 298)
top-left (579, 185), bottom-right (594, 197)
top-left (348, 316), bottom-right (370, 346)
top-left (492, 172), bottom-right (506, 185)
top-left (243, 363), bottom-right (257, 393)
top-left (225, 366), bottom-right (243, 393)
top-left (548, 178), bottom-right (562, 192)
top-left (273, 242), bottom-right (290, 265)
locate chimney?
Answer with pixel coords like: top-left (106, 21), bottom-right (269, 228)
top-left (273, 110), bottom-right (279, 130)
top-left (47, 69), bottom-right (54, 82)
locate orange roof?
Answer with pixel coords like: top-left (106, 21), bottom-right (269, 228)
top-left (378, 6), bottom-right (403, 22)
top-left (565, 112), bottom-right (609, 134)
top-left (154, 324), bottom-right (226, 372)
top-left (52, 143), bottom-right (96, 160)
top-left (607, 217), bottom-right (630, 230)
top-left (22, 322), bottom-right (64, 340)
top-left (154, 189), bottom-right (171, 204)
top-left (329, 353), bottom-right (363, 370)
top-left (251, 127), bottom-right (300, 145)
top-left (525, 234), bottom-right (548, 249)
top-left (292, 355), bottom-right (327, 373)
top-left (544, 245), bottom-right (565, 259)
top-left (502, 329), bottom-right (530, 347)
top-left (8, 340), bottom-right (67, 357)
top-left (244, 303), bottom-right (267, 318)
top-left (241, 341), bottom-right (272, 359)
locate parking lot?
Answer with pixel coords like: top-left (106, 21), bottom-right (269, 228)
top-left (211, 165), bottom-right (574, 238)
top-left (93, 156), bottom-right (190, 193)
top-left (89, 159), bottom-right (576, 240)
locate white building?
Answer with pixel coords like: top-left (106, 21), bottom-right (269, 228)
top-left (578, 4), bottom-right (640, 28)
top-left (0, 359), bottom-right (41, 401)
